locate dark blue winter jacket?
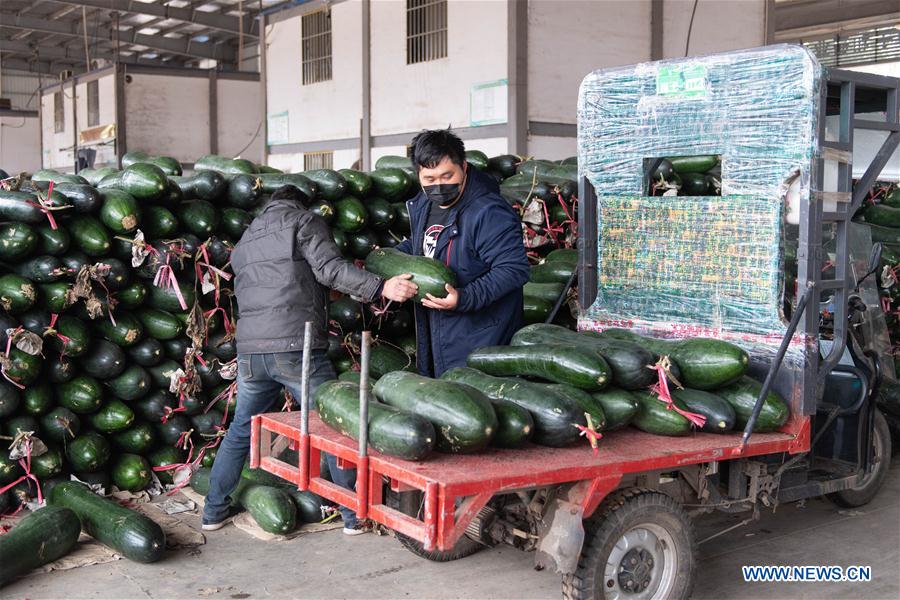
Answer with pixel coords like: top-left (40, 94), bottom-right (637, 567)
top-left (395, 165), bottom-right (530, 376)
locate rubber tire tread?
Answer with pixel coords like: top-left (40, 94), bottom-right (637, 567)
top-left (394, 489), bottom-right (484, 562)
top-left (828, 410), bottom-right (892, 508)
top-left (561, 488), bottom-right (696, 600)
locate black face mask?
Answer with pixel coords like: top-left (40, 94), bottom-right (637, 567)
top-left (422, 183), bottom-right (461, 206)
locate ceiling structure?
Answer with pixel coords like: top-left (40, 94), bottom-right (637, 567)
top-left (773, 0), bottom-right (900, 67)
top-left (3, 1), bottom-right (898, 78)
top-left (773, 0), bottom-right (900, 40)
top-left (0, 0), bottom-right (299, 76)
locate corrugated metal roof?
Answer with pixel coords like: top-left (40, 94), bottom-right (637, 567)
top-left (0, 0), bottom-right (287, 76)
top-left (802, 25), bottom-right (900, 68)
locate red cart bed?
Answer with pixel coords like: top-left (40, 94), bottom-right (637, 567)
top-left (250, 411), bottom-right (810, 551)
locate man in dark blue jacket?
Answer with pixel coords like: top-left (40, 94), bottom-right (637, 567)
top-left (395, 130), bottom-right (530, 376)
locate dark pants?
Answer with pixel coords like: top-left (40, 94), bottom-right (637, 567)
top-left (203, 351), bottom-right (358, 527)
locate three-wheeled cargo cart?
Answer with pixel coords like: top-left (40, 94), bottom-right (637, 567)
top-left (250, 46), bottom-right (898, 599)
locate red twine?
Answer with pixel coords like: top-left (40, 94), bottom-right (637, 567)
top-left (90, 264), bottom-right (117, 328)
top-left (44, 313), bottom-right (73, 358)
top-left (161, 404), bottom-right (186, 424)
top-left (369, 299), bottom-right (393, 330)
top-left (0, 438), bottom-right (43, 508)
top-left (154, 256), bottom-right (187, 311)
top-left (649, 363), bottom-right (707, 429)
top-left (154, 424), bottom-right (227, 496)
top-left (195, 245), bottom-right (233, 306)
top-left (203, 307), bottom-right (235, 340)
top-left (574, 415), bottom-right (602, 456)
top-left (2, 331), bottom-right (26, 390)
top-left (26, 181), bottom-right (59, 230)
top-left (207, 381), bottom-right (236, 423)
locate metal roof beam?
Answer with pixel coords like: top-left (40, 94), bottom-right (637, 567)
top-left (10, 29), bottom-right (34, 41)
top-left (0, 12), bottom-right (237, 62)
top-left (44, 0), bottom-right (258, 37)
top-left (0, 54), bottom-right (73, 74)
top-left (775, 0), bottom-right (900, 33)
top-left (0, 38), bottom-right (174, 67)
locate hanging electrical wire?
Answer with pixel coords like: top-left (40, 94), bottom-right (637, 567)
top-left (685, 0), bottom-right (700, 57)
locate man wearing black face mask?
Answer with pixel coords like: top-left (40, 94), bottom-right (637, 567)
top-left (394, 129), bottom-right (530, 377)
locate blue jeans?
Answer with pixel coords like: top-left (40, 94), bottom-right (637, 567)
top-left (203, 351), bottom-right (359, 527)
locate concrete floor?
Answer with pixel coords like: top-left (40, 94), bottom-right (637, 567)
top-left (5, 463), bottom-right (898, 600)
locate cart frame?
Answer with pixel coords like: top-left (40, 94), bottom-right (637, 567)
top-left (247, 52), bottom-right (898, 591)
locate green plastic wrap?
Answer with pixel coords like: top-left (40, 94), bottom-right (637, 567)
top-left (576, 45), bottom-right (824, 362)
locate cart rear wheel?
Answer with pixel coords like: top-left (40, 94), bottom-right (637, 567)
top-left (562, 489), bottom-right (695, 600)
top-left (828, 409), bottom-right (892, 508)
top-left (392, 489), bottom-right (484, 562)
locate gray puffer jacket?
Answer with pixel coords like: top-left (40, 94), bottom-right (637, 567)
top-left (231, 197), bottom-right (382, 354)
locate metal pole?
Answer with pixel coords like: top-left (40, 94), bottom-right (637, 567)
top-left (259, 11), bottom-right (269, 165)
top-left (300, 321), bottom-right (312, 435)
top-left (360, 0), bottom-right (371, 170)
top-left (81, 6), bottom-right (91, 69)
top-left (506, 0), bottom-right (527, 156)
top-left (114, 63), bottom-right (127, 167)
top-left (208, 69), bottom-right (218, 155)
top-left (238, 0), bottom-right (245, 71)
top-left (356, 331), bottom-right (371, 520)
top-left (650, 0), bottom-right (663, 60)
top-left (740, 285), bottom-right (813, 447)
top-left (298, 321), bottom-right (312, 491)
top-left (71, 77), bottom-right (78, 173)
top-left (545, 268), bottom-right (576, 324)
top-left (358, 332), bottom-right (371, 454)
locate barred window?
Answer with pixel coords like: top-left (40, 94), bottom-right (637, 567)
top-left (407, 0), bottom-right (447, 65)
top-left (304, 151), bottom-right (333, 170)
top-left (87, 80), bottom-right (100, 127)
top-left (54, 91), bottom-right (65, 133)
top-left (302, 10), bottom-right (332, 85)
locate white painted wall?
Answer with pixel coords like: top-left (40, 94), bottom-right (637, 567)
top-left (369, 0), bottom-right (508, 135)
top-left (265, 148), bottom-right (360, 172)
top-left (94, 74), bottom-right (119, 166)
top-left (75, 81), bottom-right (89, 135)
top-left (0, 114), bottom-right (41, 174)
top-left (527, 135), bottom-right (576, 161)
top-left (74, 73), bottom-right (118, 167)
top-left (373, 137), bottom-right (509, 169)
top-left (261, 0), bottom-right (768, 165)
top-left (852, 129), bottom-right (900, 183)
top-left (265, 152), bottom-right (303, 173)
top-left (124, 73), bottom-right (210, 163)
top-left (826, 63), bottom-right (900, 183)
top-left (847, 61), bottom-right (900, 79)
top-left (528, 0), bottom-right (652, 124)
top-left (462, 137), bottom-right (509, 159)
top-left (333, 148), bottom-right (361, 170)
top-left (216, 79), bottom-right (264, 163)
top-left (265, 2), bottom-right (363, 146)
top-left (662, 0), bottom-right (766, 59)
top-left (40, 85), bottom-right (76, 170)
top-left (1, 70), bottom-right (43, 111)
top-left (371, 145), bottom-right (409, 167)
top-left (823, 114), bottom-right (900, 183)
top-left (98, 75), bottom-right (116, 127)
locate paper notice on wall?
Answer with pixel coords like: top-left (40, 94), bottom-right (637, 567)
top-left (78, 123), bottom-right (116, 145)
top-left (267, 111), bottom-right (289, 145)
top-left (470, 79), bottom-right (508, 127)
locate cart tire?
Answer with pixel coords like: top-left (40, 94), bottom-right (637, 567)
top-left (828, 409), bottom-right (892, 508)
top-left (562, 489), bottom-right (695, 600)
top-left (393, 490), bottom-right (484, 562)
